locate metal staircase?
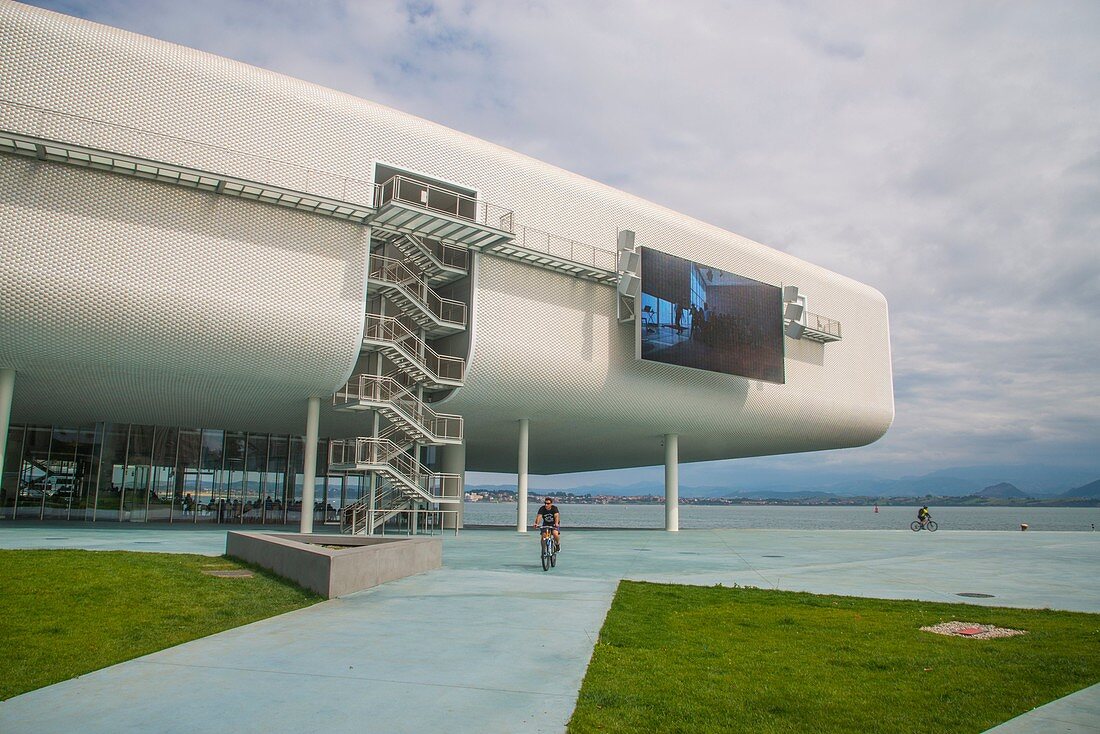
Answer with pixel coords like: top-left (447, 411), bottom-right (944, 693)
top-left (368, 254), bottom-right (466, 336)
top-left (340, 480), bottom-right (409, 534)
top-left (329, 437), bottom-right (461, 504)
top-left (333, 374), bottom-right (463, 445)
top-left (374, 231), bottom-right (468, 287)
top-left (361, 314), bottom-right (465, 388)
top-left (332, 186), bottom-right (477, 534)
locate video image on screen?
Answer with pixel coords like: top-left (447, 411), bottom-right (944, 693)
top-left (638, 248), bottom-right (785, 383)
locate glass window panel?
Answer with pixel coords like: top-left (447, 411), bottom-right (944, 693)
top-left (149, 427), bottom-right (176, 522)
top-left (43, 427), bottom-right (79, 520)
top-left (175, 429), bottom-right (201, 523)
top-left (2, 426), bottom-right (26, 519)
top-left (122, 425), bottom-right (155, 522)
top-left (72, 425), bottom-right (99, 522)
top-left (95, 423), bottom-right (129, 522)
top-left (286, 437), bottom-right (303, 524)
top-left (18, 427), bottom-right (52, 520)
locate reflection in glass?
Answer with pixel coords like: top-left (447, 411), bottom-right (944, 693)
top-left (1, 426), bottom-right (26, 519)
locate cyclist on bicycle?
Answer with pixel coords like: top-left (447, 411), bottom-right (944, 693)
top-left (917, 505), bottom-right (931, 527)
top-left (534, 497), bottom-right (560, 551)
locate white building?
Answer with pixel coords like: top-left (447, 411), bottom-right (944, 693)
top-left (0, 3), bottom-right (893, 531)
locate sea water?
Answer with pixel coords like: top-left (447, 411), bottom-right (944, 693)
top-left (463, 502), bottom-right (1100, 532)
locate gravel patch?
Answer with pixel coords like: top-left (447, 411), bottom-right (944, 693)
top-left (920, 621), bottom-right (1027, 639)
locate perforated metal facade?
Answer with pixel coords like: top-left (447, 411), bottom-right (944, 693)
top-left (0, 3), bottom-right (893, 474)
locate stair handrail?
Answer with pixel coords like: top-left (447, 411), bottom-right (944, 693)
top-left (363, 313), bottom-right (465, 383)
top-left (369, 254), bottom-right (467, 327)
top-left (329, 438), bottom-right (463, 502)
top-left (341, 481), bottom-right (409, 533)
top-left (335, 374), bottom-right (463, 441)
top-left (406, 234), bottom-right (469, 272)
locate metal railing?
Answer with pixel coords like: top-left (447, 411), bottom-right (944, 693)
top-left (805, 311), bottom-right (842, 339)
top-left (401, 233), bottom-right (470, 272)
top-left (335, 374), bottom-right (463, 441)
top-left (362, 313), bottom-right (465, 383)
top-left (511, 224), bottom-right (617, 271)
top-left (342, 495), bottom-right (459, 537)
top-left (0, 99), bottom-right (376, 206)
top-left (369, 254), bottom-right (467, 327)
top-left (376, 174), bottom-right (515, 233)
top-left (328, 437), bottom-right (463, 503)
top-left (341, 482), bottom-right (406, 534)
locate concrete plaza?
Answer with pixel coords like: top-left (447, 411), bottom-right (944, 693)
top-left (1, 524), bottom-right (1097, 733)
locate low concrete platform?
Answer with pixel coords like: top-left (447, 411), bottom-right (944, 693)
top-left (1, 525), bottom-right (1097, 733)
top-left (226, 531), bottom-right (442, 598)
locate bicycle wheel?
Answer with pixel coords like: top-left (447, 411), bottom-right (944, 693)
top-left (550, 550), bottom-right (557, 567)
top-left (910, 520), bottom-right (922, 532)
top-left (927, 520), bottom-right (938, 532)
top-left (542, 540), bottom-right (551, 571)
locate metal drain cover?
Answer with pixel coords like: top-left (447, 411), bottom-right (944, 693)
top-left (956, 592), bottom-right (995, 598)
top-left (44, 537), bottom-right (69, 540)
top-left (762, 555), bottom-right (784, 558)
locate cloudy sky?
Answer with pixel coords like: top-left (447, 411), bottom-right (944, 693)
top-left (28, 1), bottom-right (1100, 490)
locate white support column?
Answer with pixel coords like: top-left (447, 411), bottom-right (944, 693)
top-left (300, 396), bottom-right (321, 534)
top-left (516, 418), bottom-right (529, 533)
top-left (0, 370), bottom-right (14, 488)
top-left (440, 441), bottom-right (466, 530)
top-left (664, 433), bottom-right (679, 532)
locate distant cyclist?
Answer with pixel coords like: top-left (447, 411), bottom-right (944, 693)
top-left (533, 497), bottom-right (561, 551)
top-left (917, 505), bottom-right (931, 528)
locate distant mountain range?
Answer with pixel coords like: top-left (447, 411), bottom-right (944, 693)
top-left (467, 471), bottom-right (1100, 501)
top-left (1062, 479), bottom-right (1100, 499)
top-left (975, 482), bottom-right (1027, 499)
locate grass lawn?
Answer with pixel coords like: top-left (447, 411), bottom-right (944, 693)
top-left (569, 581), bottom-right (1100, 733)
top-left (0, 549), bottom-right (321, 700)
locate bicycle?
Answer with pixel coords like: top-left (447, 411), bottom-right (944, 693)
top-left (538, 525), bottom-right (559, 571)
top-left (911, 519), bottom-right (938, 532)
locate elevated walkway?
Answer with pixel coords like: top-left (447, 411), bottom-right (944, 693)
top-left (0, 101), bottom-right (375, 223)
top-left (372, 174), bottom-right (514, 250)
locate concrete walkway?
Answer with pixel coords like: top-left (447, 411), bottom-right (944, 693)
top-left (1, 524), bottom-right (1097, 733)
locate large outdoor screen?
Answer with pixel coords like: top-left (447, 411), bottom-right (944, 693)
top-left (637, 248), bottom-right (785, 383)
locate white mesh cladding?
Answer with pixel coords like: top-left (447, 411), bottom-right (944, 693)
top-left (0, 5), bottom-right (893, 469)
top-left (444, 255), bottom-right (891, 473)
top-left (0, 156), bottom-right (367, 433)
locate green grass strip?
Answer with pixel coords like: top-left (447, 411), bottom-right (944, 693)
top-left (570, 581), bottom-right (1100, 733)
top-left (0, 549), bottom-right (321, 700)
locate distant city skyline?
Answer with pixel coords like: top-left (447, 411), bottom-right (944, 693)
top-left (28, 0), bottom-right (1100, 489)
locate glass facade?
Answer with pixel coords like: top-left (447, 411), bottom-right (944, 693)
top-left (0, 422), bottom-right (358, 526)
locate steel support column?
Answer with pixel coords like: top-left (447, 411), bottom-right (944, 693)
top-left (665, 433), bottom-right (679, 532)
top-left (516, 418), bottom-right (529, 533)
top-left (0, 370), bottom-right (14, 492)
top-left (300, 397), bottom-right (321, 534)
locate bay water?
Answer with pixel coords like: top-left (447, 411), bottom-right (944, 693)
top-left (464, 502), bottom-right (1100, 532)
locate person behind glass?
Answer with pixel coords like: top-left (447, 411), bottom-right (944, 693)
top-left (533, 497), bottom-right (561, 551)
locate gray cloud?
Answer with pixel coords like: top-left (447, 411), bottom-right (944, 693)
top-left (26, 0), bottom-right (1100, 485)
